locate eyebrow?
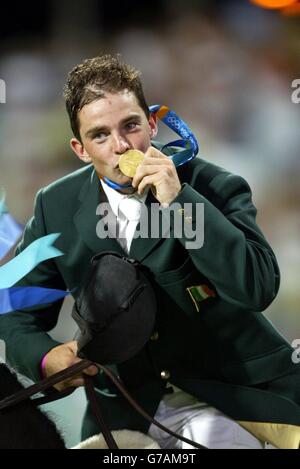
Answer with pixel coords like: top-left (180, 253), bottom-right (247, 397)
top-left (85, 114), bottom-right (142, 138)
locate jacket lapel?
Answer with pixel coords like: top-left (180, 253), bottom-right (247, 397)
top-left (73, 169), bottom-right (126, 256)
top-left (73, 166), bottom-right (171, 262)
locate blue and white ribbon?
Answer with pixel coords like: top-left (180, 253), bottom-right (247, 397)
top-left (149, 104), bottom-right (199, 167)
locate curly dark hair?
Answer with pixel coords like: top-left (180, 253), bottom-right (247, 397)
top-left (63, 54), bottom-right (150, 141)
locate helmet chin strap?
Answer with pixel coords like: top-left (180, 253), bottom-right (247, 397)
top-left (102, 105), bottom-right (199, 191)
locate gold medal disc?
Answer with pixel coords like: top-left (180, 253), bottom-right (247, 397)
top-left (119, 150), bottom-right (144, 178)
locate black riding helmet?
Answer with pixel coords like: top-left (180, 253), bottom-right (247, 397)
top-left (72, 251), bottom-right (157, 365)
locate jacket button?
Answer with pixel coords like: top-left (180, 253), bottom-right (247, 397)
top-left (160, 370), bottom-right (170, 380)
top-left (150, 331), bottom-right (159, 341)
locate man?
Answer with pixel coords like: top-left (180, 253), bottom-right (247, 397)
top-left (1, 54), bottom-right (300, 449)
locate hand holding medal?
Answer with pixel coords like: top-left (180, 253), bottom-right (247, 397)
top-left (119, 146), bottom-right (182, 207)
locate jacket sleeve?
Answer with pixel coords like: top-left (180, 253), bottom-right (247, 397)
top-left (0, 189), bottom-right (65, 382)
top-left (167, 171), bottom-right (280, 312)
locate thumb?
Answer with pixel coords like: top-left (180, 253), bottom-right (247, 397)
top-left (83, 364), bottom-right (99, 376)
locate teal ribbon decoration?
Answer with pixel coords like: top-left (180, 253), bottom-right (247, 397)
top-left (0, 233), bottom-right (73, 314)
top-left (0, 190), bottom-right (23, 260)
top-left (0, 194), bottom-right (69, 313)
top-left (0, 233), bottom-right (63, 289)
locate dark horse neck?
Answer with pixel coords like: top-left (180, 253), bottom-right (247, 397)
top-left (0, 364), bottom-right (65, 449)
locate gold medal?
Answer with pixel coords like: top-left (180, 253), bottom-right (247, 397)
top-left (119, 149), bottom-right (144, 178)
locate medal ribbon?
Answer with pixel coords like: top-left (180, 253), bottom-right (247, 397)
top-left (149, 104), bottom-right (199, 167)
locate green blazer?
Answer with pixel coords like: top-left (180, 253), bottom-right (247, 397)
top-left (1, 143), bottom-right (300, 448)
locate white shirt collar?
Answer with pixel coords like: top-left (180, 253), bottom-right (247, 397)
top-left (100, 179), bottom-right (149, 219)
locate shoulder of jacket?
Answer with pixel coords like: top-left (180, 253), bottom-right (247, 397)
top-left (38, 165), bottom-right (94, 199)
top-left (177, 156), bottom-right (236, 184)
top-left (178, 157), bottom-right (252, 208)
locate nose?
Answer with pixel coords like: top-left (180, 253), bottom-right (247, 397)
top-left (112, 132), bottom-right (130, 155)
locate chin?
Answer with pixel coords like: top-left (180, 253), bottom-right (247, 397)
top-left (100, 169), bottom-right (134, 189)
top-left (114, 172), bottom-right (132, 185)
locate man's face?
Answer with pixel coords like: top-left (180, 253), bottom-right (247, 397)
top-left (71, 90), bottom-right (157, 192)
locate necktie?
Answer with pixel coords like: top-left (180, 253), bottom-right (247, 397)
top-left (117, 197), bottom-right (143, 254)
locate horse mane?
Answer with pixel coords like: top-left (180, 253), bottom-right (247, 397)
top-left (0, 364), bottom-right (65, 449)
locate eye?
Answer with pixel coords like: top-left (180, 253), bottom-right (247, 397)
top-left (94, 132), bottom-right (108, 142)
top-left (126, 122), bottom-right (139, 131)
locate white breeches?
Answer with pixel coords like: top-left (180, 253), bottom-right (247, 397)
top-left (148, 386), bottom-right (272, 449)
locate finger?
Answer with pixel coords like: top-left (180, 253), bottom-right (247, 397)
top-left (68, 377), bottom-right (85, 388)
top-left (132, 164), bottom-right (165, 189)
top-left (145, 147), bottom-right (169, 160)
top-left (133, 159), bottom-right (174, 186)
top-left (142, 155), bottom-right (171, 165)
top-left (61, 365), bottom-right (85, 383)
top-left (54, 376), bottom-right (84, 391)
top-left (83, 365), bottom-right (99, 376)
top-left (137, 174), bottom-right (161, 195)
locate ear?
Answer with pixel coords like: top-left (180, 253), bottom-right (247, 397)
top-left (70, 138), bottom-right (92, 164)
top-left (148, 114), bottom-right (158, 139)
